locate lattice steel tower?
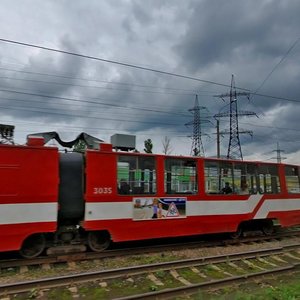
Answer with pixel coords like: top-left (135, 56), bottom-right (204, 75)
top-left (186, 95), bottom-right (210, 156)
top-left (0, 124), bottom-right (14, 144)
top-left (271, 142), bottom-right (286, 163)
top-left (214, 75), bottom-right (257, 160)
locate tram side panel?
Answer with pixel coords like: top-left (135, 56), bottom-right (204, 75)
top-left (252, 163), bottom-right (300, 227)
top-left (188, 158), bottom-right (250, 234)
top-left (254, 195), bottom-right (300, 227)
top-left (0, 144), bottom-right (59, 252)
top-left (83, 150), bottom-right (246, 242)
top-left (84, 149), bottom-right (300, 242)
top-left (83, 150), bottom-right (191, 242)
top-left (83, 147), bottom-right (120, 237)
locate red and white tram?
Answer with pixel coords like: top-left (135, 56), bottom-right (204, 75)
top-left (1, 134), bottom-right (300, 257)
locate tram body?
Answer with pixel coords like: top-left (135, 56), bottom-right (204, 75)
top-left (84, 146), bottom-right (300, 243)
top-left (0, 138), bottom-right (59, 253)
top-left (0, 136), bottom-right (300, 256)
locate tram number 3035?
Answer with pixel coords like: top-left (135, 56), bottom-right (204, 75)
top-left (93, 187), bottom-right (113, 194)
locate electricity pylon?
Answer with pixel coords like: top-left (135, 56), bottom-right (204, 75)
top-left (214, 75), bottom-right (257, 160)
top-left (186, 95), bottom-right (210, 156)
top-left (271, 142), bottom-right (286, 163)
top-left (0, 124), bottom-right (14, 144)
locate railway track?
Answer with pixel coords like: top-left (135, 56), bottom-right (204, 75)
top-left (1, 237), bottom-right (300, 298)
top-left (1, 228), bottom-right (300, 271)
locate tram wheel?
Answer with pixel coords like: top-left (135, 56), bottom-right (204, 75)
top-left (230, 226), bottom-right (243, 239)
top-left (262, 220), bottom-right (274, 236)
top-left (19, 233), bottom-right (46, 258)
top-left (87, 231), bottom-right (111, 252)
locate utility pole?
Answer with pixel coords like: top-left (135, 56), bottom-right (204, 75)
top-left (214, 75), bottom-right (257, 160)
top-left (185, 95), bottom-right (210, 156)
top-left (214, 117), bottom-right (235, 158)
top-left (216, 119), bottom-right (220, 158)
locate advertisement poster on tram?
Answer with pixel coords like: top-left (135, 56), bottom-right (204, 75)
top-left (133, 197), bottom-right (186, 220)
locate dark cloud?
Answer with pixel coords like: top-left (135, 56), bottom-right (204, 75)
top-left (0, 35), bottom-right (87, 123)
top-left (175, 0), bottom-right (300, 72)
top-left (0, 0), bottom-right (299, 160)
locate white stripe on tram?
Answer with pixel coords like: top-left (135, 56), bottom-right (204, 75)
top-left (85, 196), bottom-right (300, 221)
top-left (254, 199), bottom-right (300, 219)
top-left (85, 202), bottom-right (132, 220)
top-left (187, 194), bottom-right (263, 216)
top-left (0, 203), bottom-right (58, 225)
top-left (2, 197), bottom-right (300, 225)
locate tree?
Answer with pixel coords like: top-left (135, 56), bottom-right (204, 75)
top-left (144, 138), bottom-right (153, 153)
top-left (73, 139), bottom-right (87, 153)
top-left (162, 136), bottom-right (172, 155)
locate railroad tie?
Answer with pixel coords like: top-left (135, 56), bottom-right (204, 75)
top-left (227, 262), bottom-right (244, 272)
top-left (68, 286), bottom-right (79, 298)
top-left (147, 273), bottom-right (164, 286)
top-left (248, 242), bottom-right (258, 245)
top-left (67, 261), bottom-right (77, 270)
top-left (209, 264), bottom-right (233, 277)
top-left (271, 255), bottom-right (288, 263)
top-left (41, 263), bottom-right (51, 270)
top-left (242, 260), bottom-right (266, 271)
top-left (126, 278), bottom-right (134, 283)
top-left (19, 265), bottom-right (28, 274)
top-left (257, 257), bottom-right (277, 267)
top-left (99, 282), bottom-right (108, 288)
top-left (170, 269), bottom-right (192, 286)
top-left (284, 252), bottom-right (300, 261)
top-left (191, 267), bottom-right (208, 278)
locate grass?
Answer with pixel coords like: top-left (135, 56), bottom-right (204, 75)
top-left (11, 270), bottom-right (300, 299)
top-left (178, 267), bottom-right (207, 284)
top-left (197, 271), bottom-right (300, 300)
top-left (4, 241), bottom-right (300, 299)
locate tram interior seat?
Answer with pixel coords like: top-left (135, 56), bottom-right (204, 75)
top-left (132, 187), bottom-right (144, 194)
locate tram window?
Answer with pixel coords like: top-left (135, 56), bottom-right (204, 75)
top-left (257, 164), bottom-right (280, 194)
top-left (205, 161), bottom-right (259, 195)
top-left (285, 166), bottom-right (300, 193)
top-left (117, 155), bottom-right (156, 195)
top-left (204, 161), bottom-right (234, 194)
top-left (165, 158), bottom-right (197, 194)
top-left (234, 163), bottom-right (257, 195)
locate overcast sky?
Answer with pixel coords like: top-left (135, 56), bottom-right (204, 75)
top-left (0, 0), bottom-right (299, 163)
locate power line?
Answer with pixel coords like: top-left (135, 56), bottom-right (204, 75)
top-left (0, 66), bottom-right (217, 95)
top-left (1, 118), bottom-right (191, 136)
top-left (0, 104), bottom-right (186, 127)
top-left (0, 81), bottom-right (197, 114)
top-left (1, 39), bottom-right (300, 105)
top-left (238, 121), bottom-right (300, 132)
top-left (1, 91), bottom-right (299, 135)
top-left (2, 96), bottom-right (299, 135)
top-left (254, 37), bottom-right (300, 94)
top-left (0, 97), bottom-right (165, 120)
top-left (0, 38), bottom-right (250, 91)
top-left (0, 87), bottom-right (190, 117)
top-left (0, 75), bottom-right (204, 97)
top-left (8, 122), bottom-right (191, 141)
top-left (0, 70), bottom-right (200, 113)
top-left (1, 37), bottom-right (300, 151)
